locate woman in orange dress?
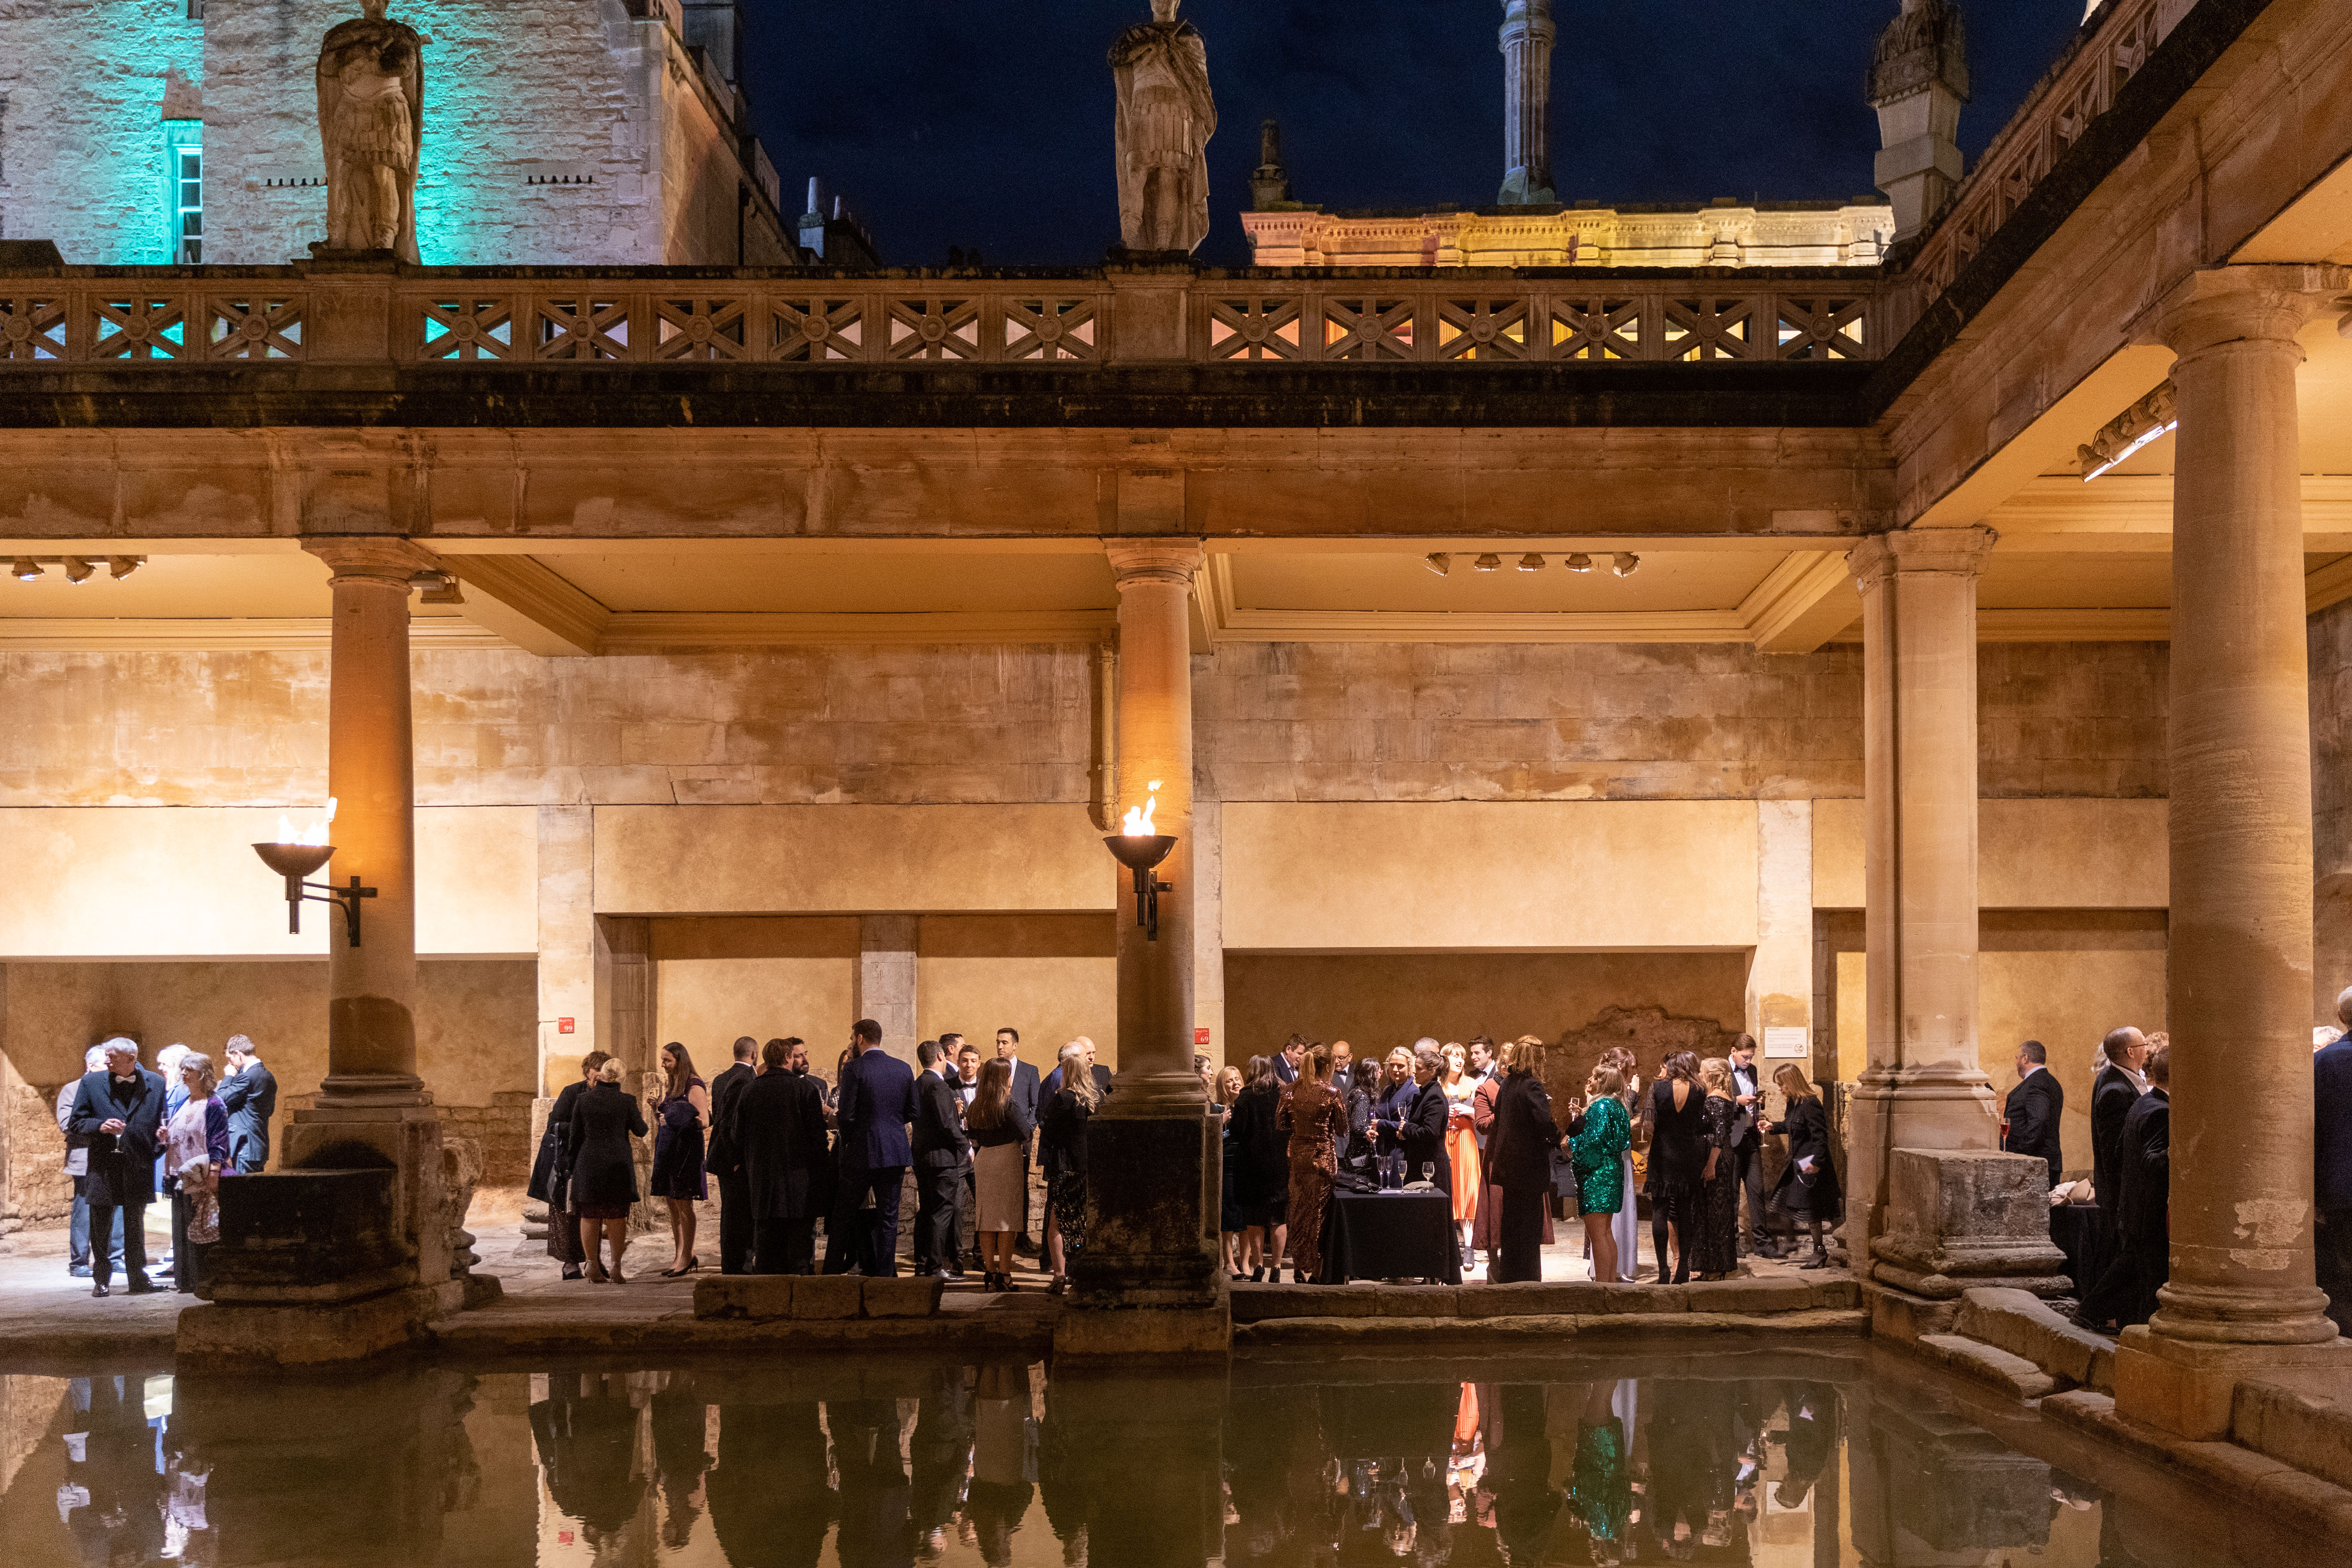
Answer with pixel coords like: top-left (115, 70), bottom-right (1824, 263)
top-left (1441, 1042), bottom-right (1483, 1267)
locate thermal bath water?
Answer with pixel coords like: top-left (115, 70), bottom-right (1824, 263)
top-left (0, 1344), bottom-right (2331, 1566)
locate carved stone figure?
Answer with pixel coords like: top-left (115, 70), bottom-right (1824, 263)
top-left (1110, 0), bottom-right (1216, 256)
top-left (316, 0), bottom-right (427, 259)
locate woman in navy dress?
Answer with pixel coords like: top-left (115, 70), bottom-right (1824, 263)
top-left (647, 1042), bottom-right (710, 1278)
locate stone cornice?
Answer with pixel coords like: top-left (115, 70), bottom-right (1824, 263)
top-left (303, 535), bottom-right (440, 584)
top-left (1104, 538), bottom-right (1205, 588)
top-left (1849, 525), bottom-right (1997, 590)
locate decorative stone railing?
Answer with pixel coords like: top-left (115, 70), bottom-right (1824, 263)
top-left (1898, 0), bottom-right (2174, 316)
top-left (0, 269), bottom-right (1893, 368)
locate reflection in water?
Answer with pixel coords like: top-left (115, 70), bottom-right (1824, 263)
top-left (0, 1352), bottom-right (2332, 1566)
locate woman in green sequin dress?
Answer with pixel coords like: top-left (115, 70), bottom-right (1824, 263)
top-left (1571, 1066), bottom-right (1633, 1287)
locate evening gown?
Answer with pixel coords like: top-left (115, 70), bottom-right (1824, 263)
top-left (1691, 1093), bottom-right (1741, 1275)
top-left (1646, 1078), bottom-right (1708, 1283)
top-left (1443, 1074), bottom-right (1482, 1225)
top-left (1279, 1078), bottom-right (1347, 1281)
top-left (1570, 1094), bottom-right (1631, 1213)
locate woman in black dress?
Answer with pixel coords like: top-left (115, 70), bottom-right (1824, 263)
top-left (572, 1060), bottom-right (649, 1283)
top-left (1229, 1055), bottom-right (1290, 1281)
top-left (530, 1050), bottom-right (610, 1280)
top-left (1691, 1058), bottom-right (1742, 1279)
top-left (646, 1042), bottom-right (710, 1278)
top-left (1038, 1048), bottom-right (1099, 1295)
top-left (1759, 1065), bottom-right (1842, 1268)
top-left (1644, 1051), bottom-right (1707, 1285)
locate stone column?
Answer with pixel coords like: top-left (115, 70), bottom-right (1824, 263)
top-left (855, 915), bottom-right (920, 1063)
top-left (1065, 537), bottom-right (1226, 1354)
top-left (2116, 266), bottom-right (2352, 1438)
top-left (1844, 528), bottom-right (2000, 1269)
top-left (1748, 799), bottom-right (1814, 1067)
top-left (1497, 1), bottom-right (1557, 205)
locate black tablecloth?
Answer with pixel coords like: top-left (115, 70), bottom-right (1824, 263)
top-left (1316, 1191), bottom-right (1462, 1285)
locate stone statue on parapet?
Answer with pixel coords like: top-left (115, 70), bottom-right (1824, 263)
top-left (316, 0), bottom-right (428, 260)
top-left (1110, 0), bottom-right (1216, 256)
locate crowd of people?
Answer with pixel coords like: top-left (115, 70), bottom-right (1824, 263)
top-left (54, 1034), bottom-right (278, 1299)
top-left (529, 1024), bottom-right (1110, 1292)
top-left (1211, 1032), bottom-right (1837, 1286)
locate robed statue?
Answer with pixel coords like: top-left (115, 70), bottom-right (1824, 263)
top-left (1110, 0), bottom-right (1216, 255)
top-left (316, 0), bottom-right (427, 259)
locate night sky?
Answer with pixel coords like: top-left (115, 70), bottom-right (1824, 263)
top-left (741, 1), bottom-right (2086, 269)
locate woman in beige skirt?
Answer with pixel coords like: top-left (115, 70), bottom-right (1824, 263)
top-left (965, 1058), bottom-right (1034, 1292)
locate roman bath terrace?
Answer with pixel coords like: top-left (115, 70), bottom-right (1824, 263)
top-left (1, 0), bottom-right (2351, 1562)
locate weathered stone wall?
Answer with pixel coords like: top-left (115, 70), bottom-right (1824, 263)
top-left (0, 0), bottom-right (785, 266)
top-left (1194, 641), bottom-right (2166, 803)
top-left (2310, 598), bottom-right (2352, 1014)
top-left (0, 0), bottom-right (205, 262)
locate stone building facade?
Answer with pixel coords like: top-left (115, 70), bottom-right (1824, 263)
top-left (0, 0), bottom-right (791, 265)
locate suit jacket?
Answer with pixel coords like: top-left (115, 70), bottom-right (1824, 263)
top-left (2090, 1064), bottom-right (2142, 1210)
top-left (706, 1061), bottom-right (756, 1176)
top-left (68, 1067), bottom-right (167, 1208)
top-left (55, 1080), bottom-right (90, 1177)
top-left (218, 1060), bottom-right (279, 1170)
top-left (2113, 1088), bottom-right (2171, 1245)
top-left (2318, 1035), bottom-right (2352, 1214)
top-left (912, 1070), bottom-right (970, 1171)
top-left (1004, 1059), bottom-right (1042, 1130)
top-left (2002, 1067), bottom-right (2065, 1186)
top-left (1272, 1053), bottom-right (1299, 1084)
top-left (1372, 1078), bottom-right (1416, 1156)
top-left (1040, 1062), bottom-right (1114, 1103)
top-left (1728, 1062), bottom-right (1762, 1148)
top-left (836, 1047), bottom-right (918, 1172)
top-left (1487, 1072), bottom-right (1564, 1193)
top-left (1399, 1080), bottom-right (1451, 1192)
top-left (732, 1069), bottom-right (835, 1220)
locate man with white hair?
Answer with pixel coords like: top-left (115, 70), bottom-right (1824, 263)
top-left (65, 1039), bottom-right (167, 1296)
top-left (54, 1043), bottom-right (121, 1279)
top-left (1040, 1036), bottom-right (1112, 1102)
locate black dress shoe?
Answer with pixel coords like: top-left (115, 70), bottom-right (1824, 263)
top-left (92, 1281), bottom-right (111, 1298)
top-left (125, 1277), bottom-right (163, 1295)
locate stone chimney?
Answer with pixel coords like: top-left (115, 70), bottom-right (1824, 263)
top-left (1868, 0), bottom-right (1971, 240)
top-left (1498, 0), bottom-right (1557, 206)
top-left (1251, 120), bottom-right (1293, 209)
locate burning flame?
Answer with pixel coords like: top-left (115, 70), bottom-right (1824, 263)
top-left (276, 798), bottom-right (337, 847)
top-left (1120, 780), bottom-right (1163, 837)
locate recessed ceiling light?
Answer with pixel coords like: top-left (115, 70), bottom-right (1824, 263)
top-left (62, 556), bottom-right (94, 584)
top-left (1517, 554), bottom-right (1544, 572)
top-left (1564, 553), bottom-right (1593, 573)
top-left (1612, 552), bottom-right (1641, 578)
top-left (1424, 553), bottom-right (1451, 577)
top-left (1472, 553), bottom-right (1502, 572)
top-left (9, 558), bottom-right (42, 582)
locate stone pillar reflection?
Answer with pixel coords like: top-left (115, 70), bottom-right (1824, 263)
top-left (306, 535), bottom-right (434, 1107)
top-left (2121, 269), bottom-right (2347, 1422)
top-left (1844, 528), bottom-right (2000, 1262)
top-left (1065, 539), bottom-right (1225, 1350)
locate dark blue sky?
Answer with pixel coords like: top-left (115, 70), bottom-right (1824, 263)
top-left (743, 1), bottom-right (2085, 268)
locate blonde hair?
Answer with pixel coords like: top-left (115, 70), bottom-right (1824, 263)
top-left (1586, 1063), bottom-right (1625, 1100)
top-left (1058, 1040), bottom-right (1102, 1111)
top-left (1774, 1064), bottom-right (1818, 1102)
top-left (597, 1059), bottom-right (624, 1085)
top-left (1503, 1034), bottom-right (1547, 1076)
top-left (1699, 1057), bottom-right (1734, 1096)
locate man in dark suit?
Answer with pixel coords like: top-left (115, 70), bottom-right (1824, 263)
top-left (707, 1036), bottom-right (759, 1274)
top-left (728, 1037), bottom-right (834, 1275)
top-left (995, 1027), bottom-right (1043, 1255)
top-left (1329, 1041), bottom-right (1357, 1097)
top-left (2107, 1044), bottom-right (2171, 1327)
top-left (1272, 1033), bottom-right (1306, 1085)
top-left (67, 1040), bottom-right (167, 1297)
top-left (2076, 1025), bottom-right (2149, 1330)
top-left (2317, 988), bottom-right (2352, 1335)
top-left (910, 1040), bottom-right (969, 1277)
top-left (2002, 1038), bottom-right (2066, 1188)
top-left (825, 1019), bottom-right (918, 1277)
top-left (217, 1034), bottom-right (278, 1175)
top-left (1040, 1035), bottom-right (1114, 1102)
top-left (1728, 1035), bottom-right (1768, 1253)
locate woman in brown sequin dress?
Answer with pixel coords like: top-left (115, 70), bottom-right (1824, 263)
top-left (1278, 1044), bottom-right (1348, 1284)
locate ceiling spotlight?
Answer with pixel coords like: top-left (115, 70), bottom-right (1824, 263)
top-left (1424, 553), bottom-right (1451, 577)
top-left (1612, 552), bottom-right (1641, 578)
top-left (1517, 553), bottom-right (1544, 573)
top-left (1564, 553), bottom-right (1593, 574)
top-left (9, 558), bottom-right (42, 582)
top-left (107, 555), bottom-right (144, 580)
top-left (62, 556), bottom-right (95, 584)
top-left (1472, 553), bottom-right (1503, 572)
top-left (410, 570), bottom-right (466, 606)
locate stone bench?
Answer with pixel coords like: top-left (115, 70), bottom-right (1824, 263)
top-left (691, 1274), bottom-right (945, 1322)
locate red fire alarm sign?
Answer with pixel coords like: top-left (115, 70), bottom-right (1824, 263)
top-left (1194, 1027), bottom-right (1210, 1046)
top-left (557, 1018), bottom-right (575, 1035)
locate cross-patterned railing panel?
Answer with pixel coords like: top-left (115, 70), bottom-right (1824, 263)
top-left (0, 277), bottom-right (1893, 368)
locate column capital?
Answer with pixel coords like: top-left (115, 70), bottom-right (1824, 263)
top-left (1103, 537), bottom-right (1205, 589)
top-left (303, 534), bottom-right (439, 585)
top-left (1848, 524), bottom-right (1996, 591)
top-left (2155, 264), bottom-right (2351, 360)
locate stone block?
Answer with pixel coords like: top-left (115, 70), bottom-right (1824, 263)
top-left (2233, 1380), bottom-right (2352, 1492)
top-left (1072, 1112), bottom-right (1222, 1308)
top-left (1053, 1305), bottom-right (1232, 1358)
top-left (1917, 1333), bottom-right (2060, 1400)
top-left (2114, 1328), bottom-right (2352, 1443)
top-left (1955, 1287), bottom-right (2113, 1390)
top-left (203, 1167), bottom-right (407, 1304)
top-left (1863, 1279), bottom-right (1960, 1342)
top-left (1870, 1149), bottom-right (2070, 1298)
top-left (789, 1275), bottom-right (864, 1321)
top-left (176, 1283), bottom-right (440, 1370)
top-left (1372, 1285), bottom-right (1460, 1317)
top-left (1809, 1277), bottom-right (1862, 1309)
top-left (693, 1275), bottom-right (797, 1321)
top-left (863, 1276), bottom-right (944, 1319)
top-left (1683, 1277), bottom-right (1815, 1315)
top-left (1599, 1282), bottom-right (1686, 1314)
top-left (1457, 1283), bottom-right (1590, 1318)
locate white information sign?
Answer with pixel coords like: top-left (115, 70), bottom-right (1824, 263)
top-left (1762, 1026), bottom-right (1809, 1060)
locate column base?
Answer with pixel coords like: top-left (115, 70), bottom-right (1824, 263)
top-left (2112, 1325), bottom-right (2352, 1441)
top-left (285, 1102), bottom-right (451, 1289)
top-left (1053, 1303), bottom-right (1232, 1359)
top-left (1070, 1108), bottom-right (1223, 1311)
top-left (176, 1282), bottom-right (451, 1371)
